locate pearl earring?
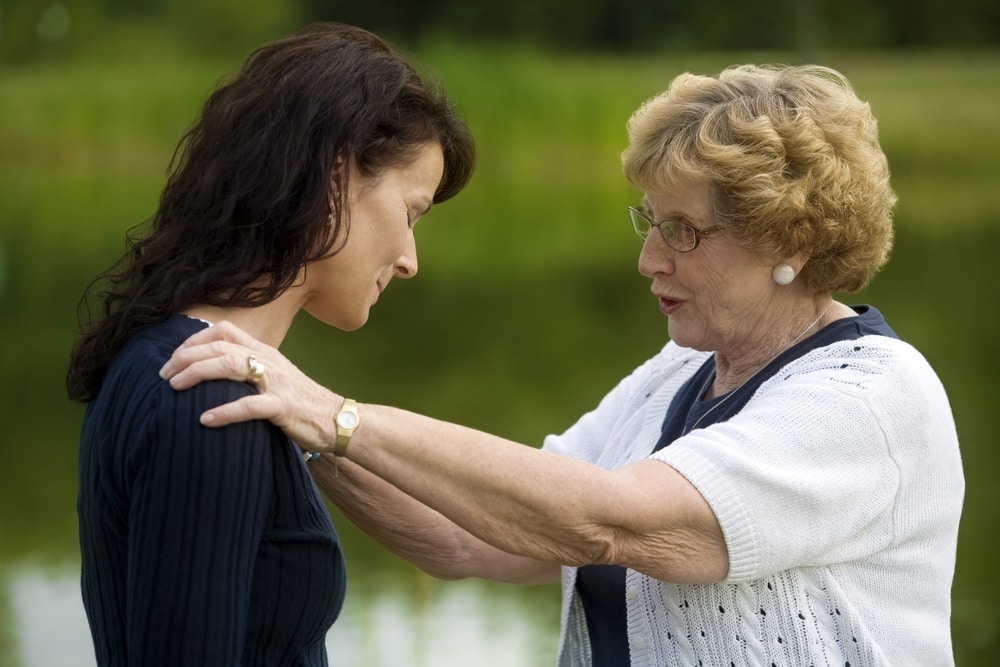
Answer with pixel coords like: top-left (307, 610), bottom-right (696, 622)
top-left (772, 264), bottom-right (795, 285)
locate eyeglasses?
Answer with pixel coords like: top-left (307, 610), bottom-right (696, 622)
top-left (628, 206), bottom-right (724, 252)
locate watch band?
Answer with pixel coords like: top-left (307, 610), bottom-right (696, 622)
top-left (334, 398), bottom-right (359, 456)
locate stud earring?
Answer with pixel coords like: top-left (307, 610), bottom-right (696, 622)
top-left (772, 264), bottom-right (795, 285)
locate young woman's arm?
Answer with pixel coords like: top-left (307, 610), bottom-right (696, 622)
top-left (311, 455), bottom-right (560, 585)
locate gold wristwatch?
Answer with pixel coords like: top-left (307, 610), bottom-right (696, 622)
top-left (334, 398), bottom-right (359, 456)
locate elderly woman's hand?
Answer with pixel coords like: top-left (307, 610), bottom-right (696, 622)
top-left (159, 321), bottom-right (341, 451)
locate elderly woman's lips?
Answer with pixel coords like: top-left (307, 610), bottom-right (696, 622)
top-left (658, 295), bottom-right (684, 315)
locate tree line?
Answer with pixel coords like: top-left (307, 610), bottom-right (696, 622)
top-left (2, 0), bottom-right (997, 61)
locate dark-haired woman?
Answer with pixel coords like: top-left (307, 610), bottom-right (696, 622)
top-left (67, 22), bottom-right (474, 666)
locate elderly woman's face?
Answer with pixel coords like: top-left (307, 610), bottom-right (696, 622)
top-left (637, 180), bottom-right (778, 355)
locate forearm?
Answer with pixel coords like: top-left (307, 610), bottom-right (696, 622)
top-left (334, 404), bottom-right (728, 583)
top-left (311, 454), bottom-right (558, 585)
top-left (338, 403), bottom-right (628, 569)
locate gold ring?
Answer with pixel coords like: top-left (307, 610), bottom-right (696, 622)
top-left (246, 354), bottom-right (265, 384)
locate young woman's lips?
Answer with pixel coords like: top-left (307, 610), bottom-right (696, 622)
top-left (658, 295), bottom-right (685, 316)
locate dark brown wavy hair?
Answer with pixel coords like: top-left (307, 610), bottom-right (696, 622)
top-left (67, 22), bottom-right (475, 402)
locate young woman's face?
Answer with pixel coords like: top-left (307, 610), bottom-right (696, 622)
top-left (301, 142), bottom-right (444, 330)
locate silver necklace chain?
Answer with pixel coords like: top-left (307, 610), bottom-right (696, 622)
top-left (687, 302), bottom-right (835, 434)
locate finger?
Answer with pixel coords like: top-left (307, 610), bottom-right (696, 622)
top-left (170, 320), bottom-right (259, 355)
top-left (206, 320), bottom-right (264, 345)
top-left (199, 394), bottom-right (275, 428)
top-left (160, 340), bottom-right (231, 381)
top-left (163, 320), bottom-right (277, 377)
top-left (163, 351), bottom-right (256, 390)
top-left (161, 326), bottom-right (273, 379)
top-left (174, 322), bottom-right (235, 349)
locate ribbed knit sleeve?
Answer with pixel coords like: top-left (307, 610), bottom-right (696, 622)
top-left (125, 379), bottom-right (272, 665)
top-left (78, 316), bottom-right (345, 667)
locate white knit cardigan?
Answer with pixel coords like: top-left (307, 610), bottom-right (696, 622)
top-left (543, 335), bottom-right (964, 666)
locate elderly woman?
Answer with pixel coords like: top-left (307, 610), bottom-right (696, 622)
top-left (67, 23), bottom-right (474, 665)
top-left (160, 64), bottom-right (964, 665)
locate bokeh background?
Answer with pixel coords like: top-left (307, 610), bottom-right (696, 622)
top-left (2, 1), bottom-right (998, 665)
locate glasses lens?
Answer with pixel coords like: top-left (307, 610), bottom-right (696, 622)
top-left (628, 207), bottom-right (651, 239)
top-left (660, 220), bottom-right (698, 251)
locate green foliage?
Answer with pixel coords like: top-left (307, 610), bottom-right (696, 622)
top-left (0, 0), bottom-right (302, 61)
top-left (2, 0), bottom-right (999, 64)
top-left (159, 0), bottom-right (300, 56)
top-left (308, 0), bottom-right (1000, 51)
top-left (2, 44), bottom-right (999, 663)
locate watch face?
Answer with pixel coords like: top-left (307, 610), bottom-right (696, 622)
top-left (338, 412), bottom-right (359, 429)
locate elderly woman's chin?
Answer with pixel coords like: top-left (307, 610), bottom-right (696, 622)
top-left (666, 319), bottom-right (706, 351)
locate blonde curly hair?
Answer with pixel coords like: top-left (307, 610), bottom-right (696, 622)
top-left (622, 64), bottom-right (895, 293)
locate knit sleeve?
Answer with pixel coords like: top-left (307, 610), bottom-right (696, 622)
top-left (654, 339), bottom-right (946, 581)
top-left (124, 379), bottom-right (273, 666)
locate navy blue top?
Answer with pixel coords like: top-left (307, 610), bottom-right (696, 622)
top-left (575, 305), bottom-right (897, 665)
top-left (78, 314), bottom-right (347, 666)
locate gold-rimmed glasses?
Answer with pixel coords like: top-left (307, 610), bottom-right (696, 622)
top-left (628, 206), bottom-right (724, 252)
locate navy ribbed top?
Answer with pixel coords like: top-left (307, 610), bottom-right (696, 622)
top-left (77, 314), bottom-right (346, 666)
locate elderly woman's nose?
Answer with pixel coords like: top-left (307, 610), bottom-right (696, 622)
top-left (638, 233), bottom-right (675, 277)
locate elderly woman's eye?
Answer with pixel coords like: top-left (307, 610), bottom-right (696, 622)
top-left (662, 221), bottom-right (682, 240)
top-left (679, 223), bottom-right (697, 243)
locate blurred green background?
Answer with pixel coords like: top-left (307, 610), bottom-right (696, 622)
top-left (1, 1), bottom-right (998, 665)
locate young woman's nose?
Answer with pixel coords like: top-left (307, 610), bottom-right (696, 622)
top-left (394, 231), bottom-right (418, 278)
